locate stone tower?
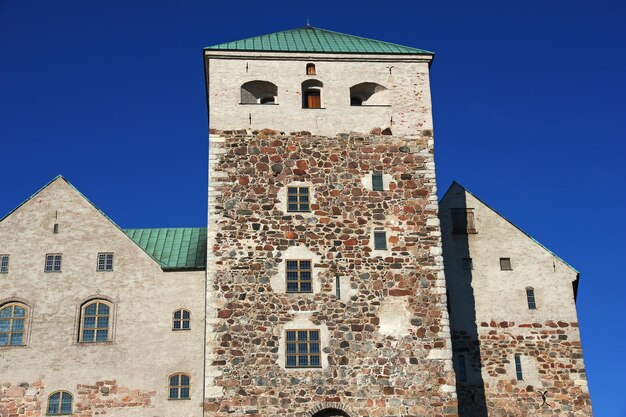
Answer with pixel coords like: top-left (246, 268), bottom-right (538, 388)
top-left (203, 26), bottom-right (458, 417)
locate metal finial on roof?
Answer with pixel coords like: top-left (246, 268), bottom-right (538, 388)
top-left (306, 18), bottom-right (311, 28)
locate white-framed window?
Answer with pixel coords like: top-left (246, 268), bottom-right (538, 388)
top-left (45, 254), bottom-right (62, 272)
top-left (97, 253), bottom-right (114, 271)
top-left (173, 309), bottom-right (191, 330)
top-left (0, 255), bottom-right (9, 273)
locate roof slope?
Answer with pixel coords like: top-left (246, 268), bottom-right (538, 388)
top-left (441, 181), bottom-right (579, 274)
top-left (205, 26), bottom-right (434, 55)
top-left (124, 228), bottom-right (207, 270)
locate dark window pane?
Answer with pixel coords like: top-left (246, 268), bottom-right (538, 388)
top-left (180, 387), bottom-right (189, 398)
top-left (170, 375), bottom-right (179, 386)
top-left (372, 172), bottom-right (384, 191)
top-left (181, 375), bottom-right (190, 385)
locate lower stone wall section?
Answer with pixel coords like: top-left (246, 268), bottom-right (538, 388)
top-left (0, 380), bottom-right (155, 417)
top-left (452, 321), bottom-right (592, 417)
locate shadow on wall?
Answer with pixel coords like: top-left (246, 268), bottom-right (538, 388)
top-left (441, 191), bottom-right (488, 417)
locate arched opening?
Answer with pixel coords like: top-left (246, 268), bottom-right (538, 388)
top-left (240, 80), bottom-right (278, 104)
top-left (302, 79), bottom-right (323, 109)
top-left (306, 63), bottom-right (316, 75)
top-left (349, 82), bottom-right (389, 106)
top-left (312, 408), bottom-right (350, 417)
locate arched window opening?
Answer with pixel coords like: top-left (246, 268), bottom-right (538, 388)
top-left (349, 82), bottom-right (389, 106)
top-left (0, 302), bottom-right (28, 346)
top-left (47, 391), bottom-right (73, 415)
top-left (312, 408), bottom-right (351, 417)
top-left (306, 63), bottom-right (316, 75)
top-left (240, 80), bottom-right (278, 104)
top-left (173, 309), bottom-right (191, 330)
top-left (79, 300), bottom-right (112, 343)
top-left (302, 80), bottom-right (323, 109)
top-left (169, 372), bottom-right (190, 399)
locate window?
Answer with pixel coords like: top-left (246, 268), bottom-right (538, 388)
top-left (457, 354), bottom-right (467, 382)
top-left (462, 258), bottom-right (473, 270)
top-left (514, 354), bottom-right (523, 380)
top-left (374, 231), bottom-right (387, 250)
top-left (302, 80), bottom-right (323, 109)
top-left (451, 208), bottom-right (476, 234)
top-left (500, 258), bottom-right (512, 271)
top-left (0, 303), bottom-right (28, 346)
top-left (306, 63), bottom-right (316, 75)
top-left (97, 253), bottom-right (114, 271)
top-left (169, 373), bottom-right (190, 399)
top-left (372, 172), bottom-right (384, 191)
top-left (173, 309), bottom-right (191, 330)
top-left (47, 391), bottom-right (73, 415)
top-left (45, 254), bottom-right (62, 272)
top-left (79, 300), bottom-right (112, 343)
top-left (526, 288), bottom-right (537, 310)
top-left (286, 260), bottom-right (312, 293)
top-left (285, 329), bottom-right (321, 368)
top-left (0, 255), bottom-right (8, 273)
top-left (287, 187), bottom-right (310, 212)
top-left (349, 82), bottom-right (389, 106)
top-left (240, 80), bottom-right (278, 104)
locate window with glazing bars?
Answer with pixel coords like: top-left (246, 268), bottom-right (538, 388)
top-left (500, 257), bottom-right (512, 270)
top-left (287, 187), bottom-right (310, 212)
top-left (173, 309), bottom-right (191, 330)
top-left (169, 373), bottom-right (190, 399)
top-left (80, 301), bottom-right (111, 342)
top-left (372, 172), bottom-right (384, 191)
top-left (45, 254), bottom-right (62, 272)
top-left (514, 354), bottom-right (523, 380)
top-left (47, 391), bottom-right (73, 415)
top-left (286, 329), bottom-right (321, 368)
top-left (526, 288), bottom-right (537, 310)
top-left (97, 253), bottom-right (114, 271)
top-left (457, 354), bottom-right (467, 382)
top-left (374, 231), bottom-right (387, 250)
top-left (286, 260), bottom-right (312, 293)
top-left (461, 258), bottom-right (473, 270)
top-left (0, 303), bottom-right (27, 346)
top-left (0, 255), bottom-right (9, 273)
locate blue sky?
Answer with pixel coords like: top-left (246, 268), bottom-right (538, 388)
top-left (1, 1), bottom-right (625, 415)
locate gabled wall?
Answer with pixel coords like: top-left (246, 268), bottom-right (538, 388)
top-left (440, 182), bottom-right (592, 416)
top-left (0, 178), bottom-right (205, 417)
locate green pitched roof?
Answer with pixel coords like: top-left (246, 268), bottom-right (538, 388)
top-left (205, 26), bottom-right (433, 55)
top-left (124, 228), bottom-right (207, 270)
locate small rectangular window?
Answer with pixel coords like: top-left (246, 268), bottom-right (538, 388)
top-left (514, 354), bottom-right (523, 380)
top-left (287, 187), bottom-right (311, 212)
top-left (372, 172), bottom-right (384, 191)
top-left (457, 354), bottom-right (467, 382)
top-left (500, 258), bottom-right (512, 270)
top-left (286, 260), bottom-right (312, 293)
top-left (526, 288), bottom-right (537, 310)
top-left (461, 258), bottom-right (473, 270)
top-left (45, 254), bottom-right (62, 272)
top-left (335, 276), bottom-right (341, 299)
top-left (0, 255), bottom-right (9, 273)
top-left (285, 329), bottom-right (321, 368)
top-left (374, 231), bottom-right (387, 250)
top-left (97, 253), bottom-right (114, 271)
top-left (451, 208), bottom-right (476, 234)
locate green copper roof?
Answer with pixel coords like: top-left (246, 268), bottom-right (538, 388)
top-left (205, 26), bottom-right (433, 55)
top-left (124, 228), bottom-right (207, 270)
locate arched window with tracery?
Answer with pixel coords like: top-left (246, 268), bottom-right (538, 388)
top-left (79, 299), bottom-right (112, 343)
top-left (173, 309), bottom-right (191, 330)
top-left (169, 372), bottom-right (190, 399)
top-left (47, 391), bottom-right (73, 415)
top-left (0, 302), bottom-right (28, 346)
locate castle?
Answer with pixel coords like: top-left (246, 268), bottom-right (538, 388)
top-left (0, 26), bottom-right (592, 417)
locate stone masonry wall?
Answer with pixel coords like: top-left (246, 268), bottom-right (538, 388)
top-left (205, 129), bottom-right (457, 417)
top-left (0, 380), bottom-right (155, 417)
